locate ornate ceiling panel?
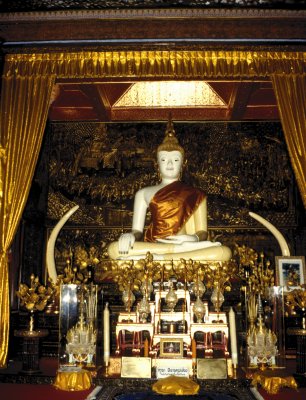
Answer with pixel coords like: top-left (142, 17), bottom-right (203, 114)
top-left (48, 81), bottom-right (279, 122)
top-left (1, 1), bottom-right (306, 12)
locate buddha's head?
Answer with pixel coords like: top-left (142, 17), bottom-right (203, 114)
top-left (157, 117), bottom-right (184, 181)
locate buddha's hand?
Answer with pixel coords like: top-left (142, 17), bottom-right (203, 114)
top-left (118, 232), bottom-right (136, 254)
top-left (156, 234), bottom-right (199, 244)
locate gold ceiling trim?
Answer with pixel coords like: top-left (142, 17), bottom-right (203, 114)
top-left (4, 50), bottom-right (306, 79)
top-left (1, 8), bottom-right (305, 22)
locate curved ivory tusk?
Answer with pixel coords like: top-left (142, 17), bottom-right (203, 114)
top-left (249, 211), bottom-right (290, 256)
top-left (46, 205), bottom-right (79, 283)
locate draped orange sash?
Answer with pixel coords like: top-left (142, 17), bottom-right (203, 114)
top-left (144, 181), bottom-right (206, 242)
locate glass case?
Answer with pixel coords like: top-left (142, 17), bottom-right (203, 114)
top-left (59, 284), bottom-right (98, 367)
top-left (265, 286), bottom-right (286, 368)
top-left (244, 287), bottom-right (286, 369)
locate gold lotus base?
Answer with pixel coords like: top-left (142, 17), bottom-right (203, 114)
top-left (54, 369), bottom-right (93, 391)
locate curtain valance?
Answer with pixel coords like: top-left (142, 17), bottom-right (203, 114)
top-left (4, 50), bottom-right (306, 79)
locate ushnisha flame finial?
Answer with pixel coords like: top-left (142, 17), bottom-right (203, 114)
top-left (157, 113), bottom-right (184, 157)
top-left (165, 112), bottom-right (175, 137)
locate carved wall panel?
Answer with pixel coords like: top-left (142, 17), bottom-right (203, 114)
top-left (47, 121), bottom-right (295, 226)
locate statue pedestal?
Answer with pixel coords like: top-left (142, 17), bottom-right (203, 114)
top-left (14, 329), bottom-right (48, 375)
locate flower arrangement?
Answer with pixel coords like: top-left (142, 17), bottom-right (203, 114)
top-left (234, 244), bottom-right (274, 296)
top-left (16, 274), bottom-right (54, 312)
top-left (285, 286), bottom-right (306, 315)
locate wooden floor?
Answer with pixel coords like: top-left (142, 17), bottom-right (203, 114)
top-left (0, 383), bottom-right (93, 400)
top-left (0, 358), bottom-right (92, 400)
top-left (0, 357), bottom-right (57, 380)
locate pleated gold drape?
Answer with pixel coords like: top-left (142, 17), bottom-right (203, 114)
top-left (0, 73), bottom-right (55, 367)
top-left (0, 50), bottom-right (305, 367)
top-left (271, 74), bottom-right (306, 209)
top-left (4, 50), bottom-right (305, 79)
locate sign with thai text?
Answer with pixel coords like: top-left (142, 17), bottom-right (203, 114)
top-left (155, 358), bottom-right (192, 379)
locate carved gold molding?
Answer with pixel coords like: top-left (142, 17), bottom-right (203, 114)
top-left (1, 8), bottom-right (305, 22)
top-left (4, 50), bottom-right (306, 79)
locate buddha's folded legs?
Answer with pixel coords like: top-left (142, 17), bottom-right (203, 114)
top-left (108, 241), bottom-right (232, 262)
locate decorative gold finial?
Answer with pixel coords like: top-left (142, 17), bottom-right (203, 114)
top-left (157, 113), bottom-right (184, 157)
top-left (165, 112), bottom-right (176, 137)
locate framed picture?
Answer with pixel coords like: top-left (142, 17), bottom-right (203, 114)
top-left (160, 338), bottom-right (183, 358)
top-left (275, 256), bottom-right (306, 290)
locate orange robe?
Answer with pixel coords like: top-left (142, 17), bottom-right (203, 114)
top-left (144, 181), bottom-right (206, 242)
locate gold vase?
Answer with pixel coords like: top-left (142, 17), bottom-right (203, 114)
top-left (210, 285), bottom-right (224, 313)
top-left (165, 283), bottom-right (178, 312)
top-left (191, 280), bottom-right (206, 297)
top-left (193, 296), bottom-right (206, 323)
top-left (122, 289), bottom-right (135, 312)
top-left (138, 296), bottom-right (150, 323)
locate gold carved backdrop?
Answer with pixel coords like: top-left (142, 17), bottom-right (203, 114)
top-left (48, 121), bottom-right (293, 223)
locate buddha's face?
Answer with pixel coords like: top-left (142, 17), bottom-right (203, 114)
top-left (157, 150), bottom-right (183, 180)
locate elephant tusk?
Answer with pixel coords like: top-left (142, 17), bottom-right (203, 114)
top-left (249, 211), bottom-right (290, 256)
top-left (46, 205), bottom-right (79, 283)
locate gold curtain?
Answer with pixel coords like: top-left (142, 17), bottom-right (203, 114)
top-left (271, 74), bottom-right (306, 209)
top-left (0, 71), bottom-right (55, 367)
